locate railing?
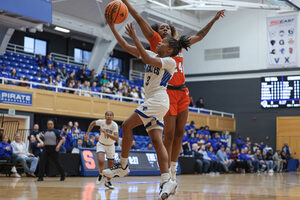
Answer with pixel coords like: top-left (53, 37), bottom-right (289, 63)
top-left (6, 43), bottom-right (38, 57)
top-left (0, 77), bottom-right (144, 104)
top-left (0, 77), bottom-right (235, 118)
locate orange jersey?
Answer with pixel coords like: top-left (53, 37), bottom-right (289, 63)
top-left (148, 32), bottom-right (186, 86)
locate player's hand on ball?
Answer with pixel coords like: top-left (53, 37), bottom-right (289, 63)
top-left (125, 23), bottom-right (137, 39)
top-left (214, 10), bottom-right (225, 21)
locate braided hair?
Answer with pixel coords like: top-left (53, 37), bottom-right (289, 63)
top-left (168, 36), bottom-right (191, 57)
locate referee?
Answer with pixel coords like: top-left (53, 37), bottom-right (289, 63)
top-left (37, 120), bottom-right (65, 181)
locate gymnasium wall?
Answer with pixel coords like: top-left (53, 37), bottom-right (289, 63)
top-left (186, 78), bottom-right (300, 150)
top-left (183, 10), bottom-right (300, 76)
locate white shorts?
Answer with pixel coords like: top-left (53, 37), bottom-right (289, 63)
top-left (96, 142), bottom-right (115, 160)
top-left (135, 96), bottom-right (169, 132)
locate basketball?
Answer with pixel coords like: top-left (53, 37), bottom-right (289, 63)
top-left (105, 1), bottom-right (128, 24)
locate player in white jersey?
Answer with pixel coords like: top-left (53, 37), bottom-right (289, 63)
top-left (103, 20), bottom-right (190, 199)
top-left (86, 111), bottom-right (119, 189)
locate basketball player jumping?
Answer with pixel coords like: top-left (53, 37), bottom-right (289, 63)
top-left (103, 17), bottom-right (190, 199)
top-left (122, 0), bottom-right (225, 185)
top-left (85, 111), bottom-right (119, 189)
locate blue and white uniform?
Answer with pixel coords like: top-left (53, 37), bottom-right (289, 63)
top-left (135, 50), bottom-right (176, 132)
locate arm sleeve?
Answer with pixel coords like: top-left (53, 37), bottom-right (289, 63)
top-left (148, 32), bottom-right (162, 53)
top-left (161, 57), bottom-right (176, 72)
top-left (11, 142), bottom-right (20, 155)
top-left (95, 120), bottom-right (103, 126)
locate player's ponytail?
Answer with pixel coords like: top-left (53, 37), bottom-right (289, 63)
top-left (168, 36), bottom-right (191, 57)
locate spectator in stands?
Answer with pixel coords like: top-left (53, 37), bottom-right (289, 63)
top-left (82, 135), bottom-right (93, 148)
top-left (139, 87), bottom-right (145, 99)
top-left (37, 120), bottom-right (65, 181)
top-left (47, 63), bottom-right (53, 71)
top-left (101, 83), bottom-right (112, 94)
top-left (131, 88), bottom-right (139, 99)
top-left (18, 77), bottom-right (29, 87)
top-left (90, 82), bottom-right (99, 97)
top-left (216, 145), bottom-right (231, 173)
top-left (29, 124), bottom-right (41, 140)
top-left (61, 125), bottom-right (73, 152)
top-left (265, 150), bottom-right (274, 173)
top-left (230, 149), bottom-right (240, 173)
top-left (108, 78), bottom-right (114, 89)
top-left (36, 54), bottom-right (43, 66)
top-left (238, 148), bottom-right (250, 173)
top-left (44, 54), bottom-right (53, 66)
top-left (77, 65), bottom-right (88, 83)
top-left (199, 145), bottom-right (211, 173)
top-left (182, 131), bottom-right (191, 155)
top-left (65, 82), bottom-right (75, 94)
top-left (195, 97), bottom-right (205, 108)
top-left (73, 122), bottom-right (82, 137)
top-left (0, 134), bottom-right (20, 177)
top-left (131, 140), bottom-right (138, 150)
top-left (55, 75), bottom-right (63, 87)
top-left (189, 96), bottom-right (194, 107)
top-left (236, 135), bottom-right (245, 150)
top-left (71, 138), bottom-right (83, 154)
top-left (259, 141), bottom-right (266, 151)
top-left (11, 132), bottom-right (38, 177)
top-left (81, 80), bottom-right (91, 97)
top-left (207, 146), bottom-right (221, 174)
top-left (10, 68), bottom-right (17, 84)
top-left (245, 137), bottom-right (251, 149)
top-left (48, 76), bottom-right (54, 86)
top-left (254, 149), bottom-right (265, 173)
top-left (280, 151), bottom-right (288, 171)
top-left (191, 143), bottom-right (204, 174)
top-left (0, 65), bottom-right (9, 83)
top-left (94, 134), bottom-right (99, 146)
top-left (188, 133), bottom-right (199, 148)
top-left (212, 133), bottom-right (222, 150)
top-left (113, 79), bottom-right (119, 89)
top-left (273, 150), bottom-right (283, 173)
top-left (88, 69), bottom-right (99, 84)
top-left (66, 71), bottom-right (76, 86)
top-left (203, 126), bottom-right (210, 136)
top-left (100, 72), bottom-right (109, 85)
top-left (60, 66), bottom-right (69, 81)
top-left (144, 142), bottom-right (154, 151)
top-left (29, 134), bottom-right (44, 157)
top-left (282, 142), bottom-right (292, 159)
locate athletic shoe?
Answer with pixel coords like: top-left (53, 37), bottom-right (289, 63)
top-left (159, 179), bottom-right (177, 200)
top-left (27, 172), bottom-right (36, 177)
top-left (102, 163), bottom-right (130, 178)
top-left (11, 166), bottom-right (17, 173)
top-left (170, 167), bottom-right (177, 181)
top-left (104, 181), bottom-right (115, 189)
top-left (37, 177), bottom-right (43, 181)
top-left (96, 174), bottom-right (103, 185)
top-left (60, 175), bottom-right (65, 181)
top-left (13, 173), bottom-right (21, 178)
top-left (269, 169), bottom-right (274, 174)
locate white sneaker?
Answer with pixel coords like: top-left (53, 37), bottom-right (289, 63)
top-left (170, 167), bottom-right (177, 181)
top-left (11, 166), bottom-right (17, 173)
top-left (102, 163), bottom-right (130, 178)
top-left (269, 169), bottom-right (274, 173)
top-left (96, 174), bottom-right (103, 185)
top-left (104, 180), bottom-right (115, 189)
top-left (159, 179), bottom-right (177, 200)
top-left (13, 173), bottom-right (21, 178)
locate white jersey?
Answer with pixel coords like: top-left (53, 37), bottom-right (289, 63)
top-left (143, 50), bottom-right (176, 100)
top-left (95, 119), bottom-right (118, 145)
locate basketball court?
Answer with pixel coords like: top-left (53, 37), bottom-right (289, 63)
top-left (1, 173), bottom-right (300, 200)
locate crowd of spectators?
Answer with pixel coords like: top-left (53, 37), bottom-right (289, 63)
top-left (0, 54), bottom-right (145, 100)
top-left (189, 97), bottom-right (205, 109)
top-left (182, 121), bottom-right (293, 174)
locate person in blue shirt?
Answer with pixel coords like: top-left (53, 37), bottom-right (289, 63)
top-left (212, 133), bottom-right (222, 151)
top-left (188, 133), bottom-right (199, 148)
top-left (236, 135), bottom-right (246, 150)
top-left (61, 125), bottom-right (73, 152)
top-left (220, 132), bottom-right (229, 148)
top-left (0, 135), bottom-right (13, 160)
top-left (259, 141), bottom-right (266, 151)
top-left (203, 126), bottom-right (210, 136)
top-left (197, 127), bottom-right (205, 136)
top-left (207, 146), bottom-right (222, 173)
top-left (182, 131), bottom-right (191, 155)
top-left (29, 134), bottom-right (44, 157)
top-left (238, 148), bottom-right (254, 173)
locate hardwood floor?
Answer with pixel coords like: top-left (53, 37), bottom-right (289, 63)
top-left (1, 173), bottom-right (300, 200)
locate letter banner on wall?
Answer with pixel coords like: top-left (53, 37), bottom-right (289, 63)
top-left (79, 148), bottom-right (181, 176)
top-left (267, 15), bottom-right (297, 67)
top-left (0, 90), bottom-right (32, 106)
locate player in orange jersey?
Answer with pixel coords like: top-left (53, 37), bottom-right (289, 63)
top-left (122, 0), bottom-right (225, 184)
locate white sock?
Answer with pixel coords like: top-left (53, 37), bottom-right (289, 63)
top-left (170, 162), bottom-right (177, 171)
top-left (161, 173), bottom-right (170, 183)
top-left (120, 157), bottom-right (128, 168)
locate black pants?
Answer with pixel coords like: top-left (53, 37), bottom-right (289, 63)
top-left (38, 146), bottom-right (64, 178)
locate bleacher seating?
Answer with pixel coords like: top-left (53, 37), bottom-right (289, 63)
top-left (0, 51), bottom-right (144, 89)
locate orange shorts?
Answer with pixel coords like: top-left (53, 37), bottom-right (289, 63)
top-left (166, 87), bottom-right (190, 116)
